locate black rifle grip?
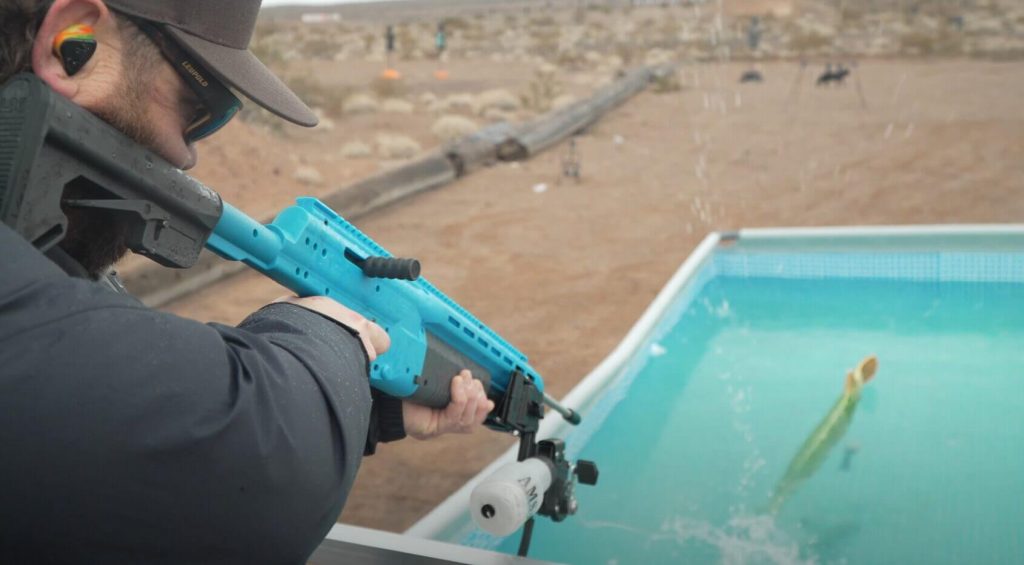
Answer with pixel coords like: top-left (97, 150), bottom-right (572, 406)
top-left (411, 333), bottom-right (492, 408)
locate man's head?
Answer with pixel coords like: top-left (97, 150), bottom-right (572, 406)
top-left (0, 0), bottom-right (317, 276)
top-left (5, 0), bottom-right (318, 168)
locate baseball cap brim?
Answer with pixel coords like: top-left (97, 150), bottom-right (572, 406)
top-left (163, 25), bottom-right (318, 128)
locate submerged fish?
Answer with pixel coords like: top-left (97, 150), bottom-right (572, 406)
top-left (767, 356), bottom-right (879, 513)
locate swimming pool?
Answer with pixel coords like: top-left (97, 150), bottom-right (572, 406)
top-left (408, 226), bottom-right (1024, 565)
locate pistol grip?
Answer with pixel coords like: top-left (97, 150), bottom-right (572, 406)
top-left (409, 333), bottom-right (492, 408)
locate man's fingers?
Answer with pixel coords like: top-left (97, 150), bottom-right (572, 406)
top-left (357, 336), bottom-right (378, 362)
top-left (475, 395), bottom-right (495, 424)
top-left (460, 379), bottom-right (481, 427)
top-left (458, 377), bottom-right (491, 430)
top-left (447, 375), bottom-right (469, 423)
top-left (362, 322), bottom-right (391, 360)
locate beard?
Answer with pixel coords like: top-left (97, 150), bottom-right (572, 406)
top-left (58, 77), bottom-right (160, 279)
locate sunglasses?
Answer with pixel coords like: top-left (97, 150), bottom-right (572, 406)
top-left (133, 20), bottom-right (242, 143)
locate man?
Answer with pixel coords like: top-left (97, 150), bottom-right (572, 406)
top-left (0, 0), bottom-right (492, 563)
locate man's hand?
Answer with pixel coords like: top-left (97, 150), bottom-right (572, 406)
top-left (403, 370), bottom-right (494, 440)
top-left (274, 296), bottom-right (492, 439)
top-left (274, 296), bottom-right (390, 361)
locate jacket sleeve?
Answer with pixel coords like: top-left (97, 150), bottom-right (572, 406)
top-left (365, 389), bottom-right (407, 455)
top-left (0, 225), bottom-right (374, 564)
top-left (249, 305), bottom-right (408, 456)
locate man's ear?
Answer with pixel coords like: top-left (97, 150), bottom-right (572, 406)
top-left (31, 0), bottom-right (113, 99)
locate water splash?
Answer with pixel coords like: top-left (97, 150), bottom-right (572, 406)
top-left (580, 514), bottom-right (814, 565)
top-left (460, 526), bottom-right (506, 551)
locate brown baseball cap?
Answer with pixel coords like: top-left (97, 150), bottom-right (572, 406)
top-left (105, 0), bottom-right (318, 127)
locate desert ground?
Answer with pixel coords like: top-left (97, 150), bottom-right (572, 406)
top-left (135, 0), bottom-right (1024, 533)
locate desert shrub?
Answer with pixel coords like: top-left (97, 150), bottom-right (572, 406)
top-left (376, 134), bottom-right (422, 159)
top-left (342, 93), bottom-right (379, 115)
top-left (437, 93), bottom-right (478, 114)
top-left (482, 107), bottom-right (515, 123)
top-left (613, 41), bottom-right (638, 66)
top-left (476, 89), bottom-right (520, 114)
top-left (529, 28), bottom-right (561, 55)
top-left (551, 94), bottom-right (576, 110)
top-left (651, 69), bottom-right (682, 93)
top-left (293, 166), bottom-right (324, 186)
top-left (556, 49), bottom-right (589, 70)
top-left (520, 65), bottom-right (563, 112)
top-left (340, 141), bottom-right (373, 159)
top-left (431, 115), bottom-right (478, 141)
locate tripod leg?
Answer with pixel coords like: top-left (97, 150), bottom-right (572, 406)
top-left (517, 518), bottom-right (535, 557)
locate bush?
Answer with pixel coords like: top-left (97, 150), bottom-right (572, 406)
top-left (340, 141), bottom-right (373, 159)
top-left (431, 115), bottom-right (478, 142)
top-left (342, 93), bottom-right (379, 115)
top-left (476, 89), bottom-right (521, 114)
top-left (520, 65), bottom-right (563, 112)
top-left (551, 94), bottom-right (577, 110)
top-left (437, 93), bottom-right (478, 114)
top-left (376, 134), bottom-right (422, 159)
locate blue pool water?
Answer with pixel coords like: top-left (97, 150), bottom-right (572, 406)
top-left (453, 272), bottom-right (1024, 564)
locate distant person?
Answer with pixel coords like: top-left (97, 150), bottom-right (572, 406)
top-left (0, 1), bottom-right (491, 564)
top-left (386, 23), bottom-right (396, 54)
top-left (436, 21), bottom-right (447, 57)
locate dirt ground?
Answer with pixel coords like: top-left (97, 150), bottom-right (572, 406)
top-left (163, 58), bottom-right (1023, 533)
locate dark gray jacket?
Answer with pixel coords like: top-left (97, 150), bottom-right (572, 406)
top-left (0, 222), bottom-right (402, 564)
